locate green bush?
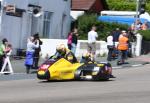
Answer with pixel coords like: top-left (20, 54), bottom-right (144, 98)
top-left (77, 13), bottom-right (97, 39)
top-left (138, 30), bottom-right (150, 41)
top-left (106, 0), bottom-right (150, 13)
top-left (106, 0), bottom-right (136, 11)
top-left (77, 14), bottom-right (129, 40)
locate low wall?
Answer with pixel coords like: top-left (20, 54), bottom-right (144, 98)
top-left (40, 39), bottom-right (108, 58)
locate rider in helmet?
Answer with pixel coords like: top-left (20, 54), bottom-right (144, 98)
top-left (52, 44), bottom-right (78, 63)
top-left (80, 51), bottom-right (94, 63)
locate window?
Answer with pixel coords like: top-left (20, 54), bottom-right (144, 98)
top-left (43, 11), bottom-right (52, 38)
top-left (61, 14), bottom-right (66, 38)
top-left (0, 1), bottom-right (1, 11)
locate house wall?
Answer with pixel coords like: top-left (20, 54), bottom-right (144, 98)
top-left (0, 0), bottom-right (71, 53)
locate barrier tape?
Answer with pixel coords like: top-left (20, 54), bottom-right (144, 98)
top-left (10, 55), bottom-right (41, 59)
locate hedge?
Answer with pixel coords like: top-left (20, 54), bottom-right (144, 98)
top-left (138, 30), bottom-right (150, 41)
top-left (77, 14), bottom-right (129, 40)
top-left (106, 0), bottom-right (150, 13)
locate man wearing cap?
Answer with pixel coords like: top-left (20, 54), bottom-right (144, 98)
top-left (117, 30), bottom-right (129, 65)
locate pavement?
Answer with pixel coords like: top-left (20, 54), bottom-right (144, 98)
top-left (0, 53), bottom-right (150, 74)
top-left (96, 53), bottom-right (150, 69)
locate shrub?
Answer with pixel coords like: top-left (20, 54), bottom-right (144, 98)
top-left (106, 0), bottom-right (150, 13)
top-left (77, 13), bottom-right (97, 39)
top-left (77, 14), bottom-right (129, 40)
top-left (138, 30), bottom-right (150, 41)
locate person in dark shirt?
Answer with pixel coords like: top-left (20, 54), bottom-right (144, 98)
top-left (71, 28), bottom-right (78, 54)
top-left (113, 28), bottom-right (121, 42)
top-left (33, 33), bottom-right (43, 69)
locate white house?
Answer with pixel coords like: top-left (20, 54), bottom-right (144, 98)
top-left (0, 0), bottom-right (71, 52)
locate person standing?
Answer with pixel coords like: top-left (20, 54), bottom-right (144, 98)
top-left (25, 36), bottom-right (39, 74)
top-left (141, 21), bottom-right (149, 30)
top-left (33, 33), bottom-right (43, 69)
top-left (67, 31), bottom-right (73, 50)
top-left (1, 43), bottom-right (13, 74)
top-left (117, 30), bottom-right (129, 65)
top-left (112, 28), bottom-right (121, 48)
top-left (106, 32), bottom-right (114, 61)
top-left (71, 28), bottom-right (78, 54)
top-left (130, 19), bottom-right (142, 31)
top-left (88, 26), bottom-right (98, 57)
top-left (0, 38), bottom-right (8, 71)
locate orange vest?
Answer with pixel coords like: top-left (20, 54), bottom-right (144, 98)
top-left (118, 36), bottom-right (128, 50)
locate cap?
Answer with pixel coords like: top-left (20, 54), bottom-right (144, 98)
top-left (2, 38), bottom-right (8, 44)
top-left (122, 30), bottom-right (126, 33)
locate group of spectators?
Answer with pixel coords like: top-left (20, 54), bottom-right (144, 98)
top-left (67, 26), bottom-right (98, 62)
top-left (106, 19), bottom-right (149, 65)
top-left (67, 25), bottom-right (133, 65)
top-left (25, 33), bottom-right (42, 74)
top-left (130, 19), bottom-right (149, 31)
top-left (106, 29), bottom-right (130, 65)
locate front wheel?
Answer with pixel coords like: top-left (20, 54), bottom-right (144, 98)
top-left (74, 69), bottom-right (82, 80)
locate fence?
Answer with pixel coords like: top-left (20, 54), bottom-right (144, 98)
top-left (40, 39), bottom-right (108, 58)
top-left (13, 35), bottom-right (142, 59)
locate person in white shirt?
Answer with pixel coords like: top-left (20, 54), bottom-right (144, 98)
top-left (25, 36), bottom-right (39, 74)
top-left (106, 32), bottom-right (114, 61)
top-left (88, 26), bottom-right (98, 57)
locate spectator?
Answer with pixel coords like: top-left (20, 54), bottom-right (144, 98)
top-left (112, 28), bottom-right (121, 48)
top-left (33, 33), bottom-right (43, 69)
top-left (113, 28), bottom-right (121, 42)
top-left (0, 38), bottom-right (8, 71)
top-left (117, 30), bottom-right (129, 65)
top-left (67, 31), bottom-right (73, 50)
top-left (141, 21), bottom-right (149, 30)
top-left (71, 28), bottom-right (78, 55)
top-left (88, 25), bottom-right (98, 58)
top-left (25, 36), bottom-right (39, 74)
top-left (106, 32), bottom-right (114, 61)
top-left (131, 19), bottom-right (142, 31)
top-left (1, 43), bottom-right (13, 74)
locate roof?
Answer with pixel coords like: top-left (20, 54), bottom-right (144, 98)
top-left (71, 0), bottom-right (99, 11)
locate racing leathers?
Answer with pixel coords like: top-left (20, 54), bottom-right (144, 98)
top-left (52, 48), bottom-right (77, 63)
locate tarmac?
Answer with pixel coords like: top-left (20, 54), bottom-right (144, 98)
top-left (1, 53), bottom-right (150, 74)
top-left (0, 53), bottom-right (149, 81)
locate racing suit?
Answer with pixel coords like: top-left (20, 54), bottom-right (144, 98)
top-left (52, 48), bottom-right (77, 63)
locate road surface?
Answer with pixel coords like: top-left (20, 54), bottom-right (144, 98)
top-left (0, 64), bottom-right (150, 103)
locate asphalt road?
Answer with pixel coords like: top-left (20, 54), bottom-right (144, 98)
top-left (0, 64), bottom-right (150, 103)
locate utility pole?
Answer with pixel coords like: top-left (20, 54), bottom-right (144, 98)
top-left (134, 0), bottom-right (139, 32)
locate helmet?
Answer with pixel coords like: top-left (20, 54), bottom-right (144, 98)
top-left (57, 44), bottom-right (66, 54)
